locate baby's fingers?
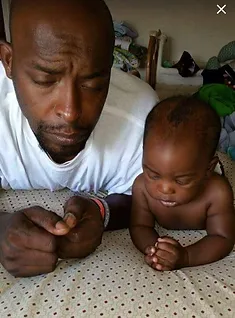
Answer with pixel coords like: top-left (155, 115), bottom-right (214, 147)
top-left (156, 248), bottom-right (176, 265)
top-left (158, 237), bottom-right (179, 246)
top-left (144, 253), bottom-right (158, 267)
top-left (145, 245), bottom-right (157, 256)
top-left (154, 254), bottom-right (173, 271)
top-left (154, 263), bottom-right (172, 271)
top-left (158, 241), bottom-right (178, 254)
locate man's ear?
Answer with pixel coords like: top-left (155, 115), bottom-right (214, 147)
top-left (206, 156), bottom-right (219, 176)
top-left (0, 41), bottom-right (13, 79)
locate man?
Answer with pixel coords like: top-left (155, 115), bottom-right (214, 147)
top-left (0, 0), bottom-right (158, 277)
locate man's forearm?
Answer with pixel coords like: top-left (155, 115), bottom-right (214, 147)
top-left (184, 235), bottom-right (234, 267)
top-left (104, 194), bottom-right (132, 230)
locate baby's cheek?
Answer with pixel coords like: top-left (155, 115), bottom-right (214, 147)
top-left (145, 183), bottom-right (160, 201)
top-left (178, 186), bottom-right (199, 203)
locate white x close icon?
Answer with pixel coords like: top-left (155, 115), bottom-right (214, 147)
top-left (217, 4), bottom-right (227, 14)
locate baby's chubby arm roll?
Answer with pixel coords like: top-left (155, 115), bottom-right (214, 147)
top-left (184, 177), bottom-right (235, 267)
top-left (129, 174), bottom-right (159, 253)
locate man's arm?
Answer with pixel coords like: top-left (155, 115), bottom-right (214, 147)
top-left (129, 175), bottom-right (159, 252)
top-left (105, 194), bottom-right (132, 230)
top-left (183, 178), bottom-right (235, 267)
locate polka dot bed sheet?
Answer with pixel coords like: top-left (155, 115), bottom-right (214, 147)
top-left (0, 152), bottom-right (235, 318)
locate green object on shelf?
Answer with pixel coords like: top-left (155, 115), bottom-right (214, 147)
top-left (162, 60), bottom-right (173, 68)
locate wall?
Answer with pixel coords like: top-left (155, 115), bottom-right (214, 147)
top-left (1, 0), bottom-right (11, 42)
top-left (106, 0), bottom-right (234, 66)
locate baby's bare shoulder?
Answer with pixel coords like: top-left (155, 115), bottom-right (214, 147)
top-left (132, 173), bottom-right (146, 195)
top-left (133, 173), bottom-right (145, 189)
top-left (132, 174), bottom-right (152, 204)
top-left (206, 173), bottom-right (234, 205)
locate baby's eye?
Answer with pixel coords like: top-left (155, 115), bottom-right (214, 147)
top-left (175, 179), bottom-right (191, 186)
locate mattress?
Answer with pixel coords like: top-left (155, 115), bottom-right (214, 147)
top-left (0, 152), bottom-right (234, 318)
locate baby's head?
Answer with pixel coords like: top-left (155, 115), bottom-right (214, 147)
top-left (143, 95), bottom-right (221, 207)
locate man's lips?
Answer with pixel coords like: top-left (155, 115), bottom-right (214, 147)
top-left (46, 131), bottom-right (89, 146)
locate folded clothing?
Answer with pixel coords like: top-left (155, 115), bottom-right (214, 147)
top-left (219, 113), bottom-right (235, 154)
top-left (113, 21), bottom-right (138, 39)
top-left (206, 41), bottom-right (235, 70)
top-left (196, 84), bottom-right (235, 117)
top-left (113, 47), bottom-right (139, 72)
top-left (115, 36), bottom-right (132, 51)
top-left (113, 21), bottom-right (147, 75)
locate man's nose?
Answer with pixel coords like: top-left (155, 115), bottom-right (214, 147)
top-left (157, 180), bottom-right (175, 195)
top-left (54, 83), bottom-right (80, 123)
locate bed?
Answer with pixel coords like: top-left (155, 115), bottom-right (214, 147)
top-left (146, 31), bottom-right (235, 100)
top-left (145, 30), bottom-right (203, 100)
top-left (0, 152), bottom-right (235, 318)
top-left (1, 34), bottom-right (235, 318)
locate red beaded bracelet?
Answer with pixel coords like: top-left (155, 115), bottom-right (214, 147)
top-left (89, 198), bottom-right (105, 220)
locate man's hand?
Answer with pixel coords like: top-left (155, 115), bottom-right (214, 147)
top-left (0, 206), bottom-right (71, 277)
top-left (56, 196), bottom-right (104, 259)
top-left (144, 236), bottom-right (188, 271)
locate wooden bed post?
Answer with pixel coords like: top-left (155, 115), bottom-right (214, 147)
top-left (146, 29), bottom-right (161, 89)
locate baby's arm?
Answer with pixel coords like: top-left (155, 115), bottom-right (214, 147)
top-left (129, 175), bottom-right (159, 254)
top-left (184, 178), bottom-right (235, 267)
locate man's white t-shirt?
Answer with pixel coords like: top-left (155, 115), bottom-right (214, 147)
top-left (0, 63), bottom-right (158, 194)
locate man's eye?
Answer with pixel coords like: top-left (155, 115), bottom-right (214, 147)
top-left (81, 78), bottom-right (109, 92)
top-left (33, 80), bottom-right (56, 87)
top-left (149, 173), bottom-right (160, 180)
top-left (81, 84), bottom-right (105, 92)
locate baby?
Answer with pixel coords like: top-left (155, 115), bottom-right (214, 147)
top-left (130, 96), bottom-right (235, 271)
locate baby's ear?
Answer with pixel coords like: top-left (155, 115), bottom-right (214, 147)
top-left (206, 156), bottom-right (219, 176)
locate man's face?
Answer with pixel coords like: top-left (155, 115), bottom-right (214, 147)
top-left (10, 22), bottom-right (113, 163)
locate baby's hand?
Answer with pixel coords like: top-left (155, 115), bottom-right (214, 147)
top-left (144, 237), bottom-right (188, 271)
top-left (144, 245), bottom-right (158, 268)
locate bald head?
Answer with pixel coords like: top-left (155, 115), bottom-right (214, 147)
top-left (10, 0), bottom-right (114, 46)
top-left (144, 96), bottom-right (221, 159)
